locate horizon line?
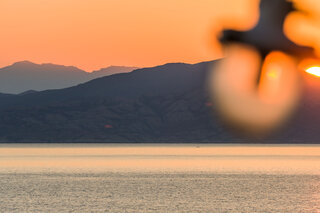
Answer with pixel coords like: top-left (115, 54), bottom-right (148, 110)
top-left (0, 59), bottom-right (219, 73)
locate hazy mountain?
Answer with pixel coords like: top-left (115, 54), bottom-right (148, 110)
top-left (0, 61), bottom-right (137, 94)
top-left (18, 90), bottom-right (38, 96)
top-left (0, 60), bottom-right (319, 143)
top-left (91, 66), bottom-right (139, 79)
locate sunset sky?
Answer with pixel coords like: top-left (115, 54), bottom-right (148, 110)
top-left (0, 0), bottom-right (319, 71)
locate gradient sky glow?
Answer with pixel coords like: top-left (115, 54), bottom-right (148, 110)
top-left (0, 0), bottom-right (319, 71)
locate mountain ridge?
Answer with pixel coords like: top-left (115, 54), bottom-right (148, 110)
top-left (0, 61), bottom-right (138, 94)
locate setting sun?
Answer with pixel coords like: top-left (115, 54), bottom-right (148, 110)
top-left (306, 66), bottom-right (320, 77)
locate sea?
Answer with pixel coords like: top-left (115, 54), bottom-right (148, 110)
top-left (1, 144), bottom-right (320, 212)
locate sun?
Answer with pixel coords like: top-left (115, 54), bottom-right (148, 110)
top-left (306, 66), bottom-right (320, 77)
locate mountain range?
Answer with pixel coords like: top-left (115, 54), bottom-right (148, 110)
top-left (0, 61), bottom-right (137, 94)
top-left (0, 60), bottom-right (319, 143)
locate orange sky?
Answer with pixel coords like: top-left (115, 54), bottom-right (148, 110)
top-left (0, 0), bottom-right (319, 71)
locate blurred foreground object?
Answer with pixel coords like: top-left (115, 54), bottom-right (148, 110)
top-left (211, 44), bottom-right (300, 135)
top-left (211, 0), bottom-right (316, 136)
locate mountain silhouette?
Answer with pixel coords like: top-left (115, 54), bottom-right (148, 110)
top-left (18, 90), bottom-right (38, 96)
top-left (90, 66), bottom-right (139, 79)
top-left (0, 60), bottom-right (319, 143)
top-left (0, 61), bottom-right (224, 142)
top-left (0, 61), bottom-right (137, 94)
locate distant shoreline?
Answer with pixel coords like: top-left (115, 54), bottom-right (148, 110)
top-left (1, 142), bottom-right (320, 147)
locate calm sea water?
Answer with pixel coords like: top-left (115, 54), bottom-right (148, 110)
top-left (1, 144), bottom-right (320, 212)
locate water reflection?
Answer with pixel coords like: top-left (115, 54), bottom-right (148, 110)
top-left (1, 144), bottom-right (320, 174)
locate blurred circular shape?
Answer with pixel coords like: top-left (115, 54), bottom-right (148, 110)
top-left (209, 44), bottom-right (301, 136)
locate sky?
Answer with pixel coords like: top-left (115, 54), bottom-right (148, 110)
top-left (0, 0), bottom-right (319, 71)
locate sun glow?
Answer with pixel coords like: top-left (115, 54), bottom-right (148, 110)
top-left (306, 66), bottom-right (320, 77)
